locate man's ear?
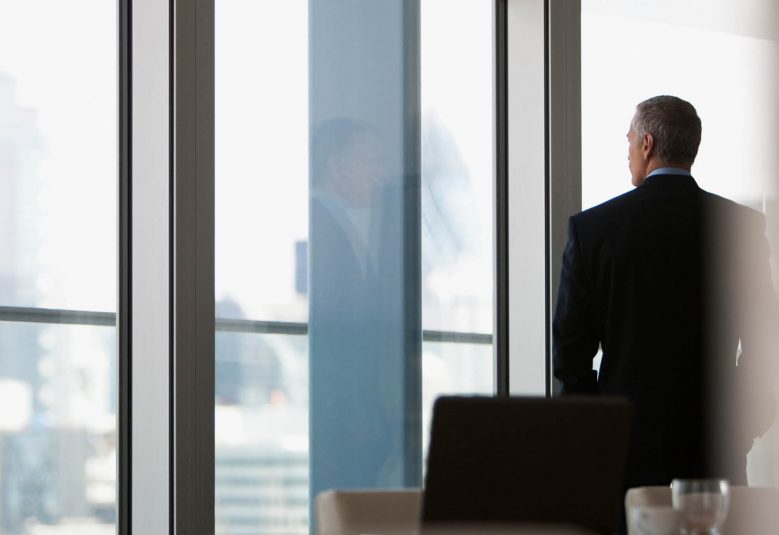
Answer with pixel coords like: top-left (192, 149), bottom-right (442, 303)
top-left (641, 133), bottom-right (654, 159)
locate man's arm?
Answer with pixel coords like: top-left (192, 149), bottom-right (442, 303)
top-left (553, 217), bottom-right (600, 394)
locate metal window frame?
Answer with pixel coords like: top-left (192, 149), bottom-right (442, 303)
top-left (547, 0), bottom-right (581, 396)
top-left (495, 0), bottom-right (510, 397)
top-left (119, 0), bottom-right (579, 530)
top-left (127, 0), bottom-right (173, 532)
top-left (0, 306), bottom-right (491, 344)
top-left (501, 0), bottom-right (581, 397)
top-left (123, 0), bottom-right (215, 533)
top-left (118, 0), bottom-right (132, 532)
top-left (171, 0), bottom-right (215, 532)
top-left (503, 0), bottom-right (548, 396)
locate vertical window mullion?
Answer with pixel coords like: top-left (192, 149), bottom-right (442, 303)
top-left (506, 0), bottom-right (547, 395)
top-left (503, 0), bottom-right (580, 396)
top-left (119, 0), bottom-right (132, 531)
top-left (130, 0), bottom-right (174, 532)
top-left (495, 0), bottom-right (510, 397)
top-left (547, 0), bottom-right (581, 396)
top-left (172, 0), bottom-right (215, 533)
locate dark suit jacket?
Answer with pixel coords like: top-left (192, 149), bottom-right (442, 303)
top-left (553, 174), bottom-right (777, 492)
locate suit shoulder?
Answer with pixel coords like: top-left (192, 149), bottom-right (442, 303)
top-left (571, 188), bottom-right (640, 226)
top-left (700, 189), bottom-right (765, 226)
top-left (703, 190), bottom-right (759, 213)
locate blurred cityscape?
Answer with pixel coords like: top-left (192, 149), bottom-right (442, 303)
top-left (1, 67), bottom-right (494, 534)
top-left (0, 1), bottom-right (495, 532)
top-left (0, 75), bottom-right (116, 534)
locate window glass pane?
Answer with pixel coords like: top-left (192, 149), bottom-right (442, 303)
top-left (0, 1), bottom-right (117, 532)
top-left (0, 321), bottom-right (116, 534)
top-left (215, 1), bottom-right (494, 532)
top-left (421, 0), bottom-right (494, 394)
top-left (215, 0), bottom-right (308, 325)
top-left (581, 0), bottom-right (779, 485)
top-left (215, 331), bottom-right (308, 533)
top-left (421, 340), bottom-right (492, 455)
top-left (216, 1), bottom-right (308, 531)
top-left (582, 1), bottom-right (778, 211)
top-left (0, 1), bottom-right (117, 313)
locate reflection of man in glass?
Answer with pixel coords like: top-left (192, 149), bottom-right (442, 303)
top-left (553, 96), bottom-right (777, 532)
top-left (309, 118), bottom-right (408, 492)
top-left (311, 119), bottom-right (386, 275)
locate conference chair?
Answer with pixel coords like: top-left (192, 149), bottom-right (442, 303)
top-left (315, 488), bottom-right (422, 535)
top-left (315, 489), bottom-right (594, 535)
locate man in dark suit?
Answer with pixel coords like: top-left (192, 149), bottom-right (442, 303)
top-left (553, 96), bottom-right (777, 522)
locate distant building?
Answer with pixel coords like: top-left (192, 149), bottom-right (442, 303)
top-left (0, 74), bottom-right (43, 306)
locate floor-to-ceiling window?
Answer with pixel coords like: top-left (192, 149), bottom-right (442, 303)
top-left (214, 1), bottom-right (494, 532)
top-left (0, 1), bottom-right (118, 532)
top-left (0, 0), bottom-right (588, 532)
top-left (581, 0), bottom-right (779, 486)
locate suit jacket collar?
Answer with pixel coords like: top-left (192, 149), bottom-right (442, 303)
top-left (640, 174), bottom-right (699, 189)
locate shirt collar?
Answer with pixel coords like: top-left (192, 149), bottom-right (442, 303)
top-left (646, 167), bottom-right (692, 178)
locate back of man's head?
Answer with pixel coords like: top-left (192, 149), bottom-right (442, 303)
top-left (632, 95), bottom-right (702, 166)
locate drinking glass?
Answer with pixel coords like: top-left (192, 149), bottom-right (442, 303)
top-left (671, 479), bottom-right (730, 535)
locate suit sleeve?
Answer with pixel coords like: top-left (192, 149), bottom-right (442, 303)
top-left (553, 217), bottom-right (600, 394)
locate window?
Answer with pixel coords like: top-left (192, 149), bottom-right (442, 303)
top-left (120, 0), bottom-right (578, 535)
top-left (0, 0), bottom-right (118, 532)
top-left (582, 1), bottom-right (779, 210)
top-left (214, 1), bottom-right (495, 531)
top-left (581, 0), bottom-right (779, 485)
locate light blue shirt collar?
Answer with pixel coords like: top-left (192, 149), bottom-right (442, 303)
top-left (646, 167), bottom-right (692, 178)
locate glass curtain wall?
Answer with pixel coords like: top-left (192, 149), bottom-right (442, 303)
top-left (581, 0), bottom-right (779, 486)
top-left (214, 0), bottom-right (494, 533)
top-left (0, 1), bottom-right (118, 533)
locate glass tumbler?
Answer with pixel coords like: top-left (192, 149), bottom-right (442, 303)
top-left (671, 479), bottom-right (730, 535)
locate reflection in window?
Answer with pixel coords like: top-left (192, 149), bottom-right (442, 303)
top-left (215, 1), bottom-right (494, 532)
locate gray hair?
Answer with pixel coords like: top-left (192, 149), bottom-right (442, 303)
top-left (631, 95), bottom-right (702, 165)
